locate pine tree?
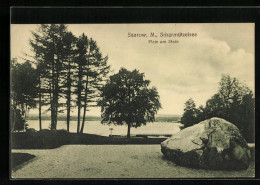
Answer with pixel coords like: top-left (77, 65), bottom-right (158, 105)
top-left (59, 32), bottom-right (77, 132)
top-left (74, 34), bottom-right (110, 133)
top-left (30, 24), bottom-right (71, 130)
top-left (80, 38), bottom-right (109, 133)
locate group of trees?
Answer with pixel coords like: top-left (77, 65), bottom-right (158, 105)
top-left (11, 24), bottom-right (161, 137)
top-left (11, 24), bottom-right (110, 133)
top-left (181, 74), bottom-right (255, 142)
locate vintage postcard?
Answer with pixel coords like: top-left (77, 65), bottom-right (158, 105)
top-left (10, 23), bottom-right (255, 178)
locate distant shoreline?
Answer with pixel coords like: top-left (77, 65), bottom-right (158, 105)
top-left (26, 115), bottom-right (181, 122)
top-left (26, 115), bottom-right (101, 121)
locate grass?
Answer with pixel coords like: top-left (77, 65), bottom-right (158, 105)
top-left (11, 130), bottom-right (167, 149)
top-left (11, 153), bottom-right (36, 170)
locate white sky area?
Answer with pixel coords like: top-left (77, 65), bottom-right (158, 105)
top-left (11, 23), bottom-right (255, 116)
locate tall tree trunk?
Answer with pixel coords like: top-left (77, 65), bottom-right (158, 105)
top-left (66, 101), bottom-right (70, 132)
top-left (51, 37), bottom-right (56, 130)
top-left (127, 123), bottom-right (131, 138)
top-left (54, 95), bottom-right (58, 130)
top-left (50, 95), bottom-right (55, 130)
top-left (66, 64), bottom-right (71, 132)
top-left (77, 66), bottom-right (82, 133)
top-left (39, 76), bottom-right (42, 130)
top-left (11, 104), bottom-right (17, 132)
top-left (24, 104), bottom-right (28, 131)
top-left (77, 105), bottom-right (81, 133)
top-left (51, 97), bottom-right (55, 130)
top-left (127, 81), bottom-right (131, 138)
top-left (50, 67), bottom-right (55, 130)
top-left (80, 74), bottom-right (89, 133)
top-left (54, 70), bottom-right (59, 130)
top-left (77, 92), bottom-right (81, 133)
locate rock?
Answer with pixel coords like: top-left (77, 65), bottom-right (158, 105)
top-left (161, 117), bottom-right (251, 170)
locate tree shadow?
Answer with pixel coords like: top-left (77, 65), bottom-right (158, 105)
top-left (11, 153), bottom-right (36, 171)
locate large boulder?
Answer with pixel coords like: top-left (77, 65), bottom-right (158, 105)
top-left (161, 117), bottom-right (251, 170)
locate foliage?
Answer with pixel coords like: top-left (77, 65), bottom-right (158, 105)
top-left (180, 98), bottom-right (198, 127)
top-left (10, 59), bottom-right (37, 132)
top-left (180, 74), bottom-right (255, 142)
top-left (11, 59), bottom-right (38, 114)
top-left (98, 68), bottom-right (161, 138)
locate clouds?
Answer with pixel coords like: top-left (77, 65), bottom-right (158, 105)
top-left (11, 23), bottom-right (254, 115)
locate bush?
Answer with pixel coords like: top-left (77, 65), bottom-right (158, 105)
top-left (26, 128), bottom-right (36, 133)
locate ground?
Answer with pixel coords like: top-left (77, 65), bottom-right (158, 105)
top-left (11, 145), bottom-right (255, 178)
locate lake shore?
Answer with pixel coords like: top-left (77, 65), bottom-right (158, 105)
top-left (25, 120), bottom-right (183, 136)
top-left (11, 145), bottom-right (255, 178)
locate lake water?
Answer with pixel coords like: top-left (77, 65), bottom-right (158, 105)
top-left (27, 120), bottom-right (183, 137)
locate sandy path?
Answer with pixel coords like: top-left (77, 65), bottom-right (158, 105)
top-left (11, 145), bottom-right (254, 178)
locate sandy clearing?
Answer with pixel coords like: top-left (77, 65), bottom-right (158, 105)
top-left (11, 145), bottom-right (254, 179)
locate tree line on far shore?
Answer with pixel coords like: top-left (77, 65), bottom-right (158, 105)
top-left (25, 114), bottom-right (179, 122)
top-left (181, 74), bottom-right (255, 142)
top-left (11, 24), bottom-right (161, 138)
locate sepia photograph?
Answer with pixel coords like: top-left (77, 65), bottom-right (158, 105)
top-left (10, 23), bottom-right (255, 178)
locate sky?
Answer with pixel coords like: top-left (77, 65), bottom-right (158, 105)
top-left (11, 23), bottom-right (255, 116)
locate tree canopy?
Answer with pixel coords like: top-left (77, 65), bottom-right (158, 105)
top-left (98, 68), bottom-right (161, 138)
top-left (180, 98), bottom-right (198, 127)
top-left (10, 59), bottom-right (38, 131)
top-left (181, 74), bottom-right (255, 142)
